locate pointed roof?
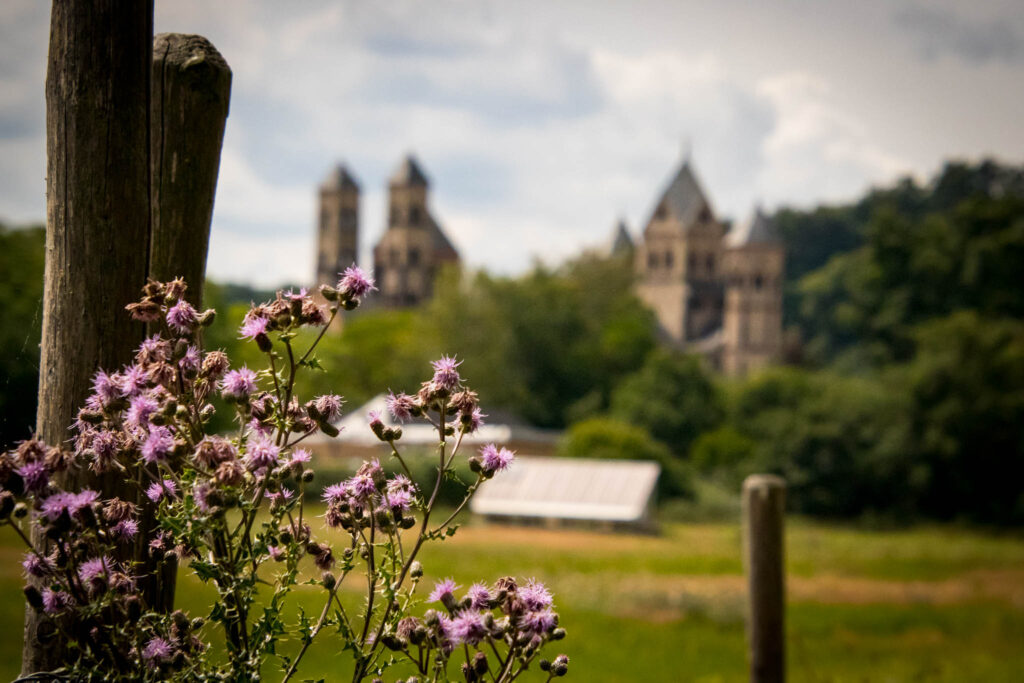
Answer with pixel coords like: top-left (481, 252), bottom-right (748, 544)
top-left (321, 163), bottom-right (360, 191)
top-left (389, 154), bottom-right (429, 187)
top-left (648, 160), bottom-right (713, 232)
top-left (727, 206), bottom-right (782, 248)
top-left (611, 218), bottom-right (634, 254)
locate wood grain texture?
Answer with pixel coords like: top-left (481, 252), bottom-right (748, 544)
top-left (150, 32), bottom-right (231, 307)
top-left (23, 1), bottom-right (154, 674)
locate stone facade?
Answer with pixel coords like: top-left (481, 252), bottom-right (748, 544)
top-left (634, 159), bottom-right (784, 375)
top-left (314, 155), bottom-right (460, 310)
top-left (315, 165), bottom-right (360, 289)
top-left (372, 155), bottom-right (460, 307)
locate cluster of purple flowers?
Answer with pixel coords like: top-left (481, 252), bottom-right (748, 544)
top-left (381, 576), bottom-right (566, 682)
top-left (2, 276), bottom-right (567, 681)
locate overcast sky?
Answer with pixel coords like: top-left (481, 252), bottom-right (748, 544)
top-left (2, 1), bottom-right (1023, 288)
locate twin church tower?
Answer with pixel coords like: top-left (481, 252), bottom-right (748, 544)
top-left (314, 155), bottom-right (460, 308)
top-left (313, 154), bottom-right (782, 376)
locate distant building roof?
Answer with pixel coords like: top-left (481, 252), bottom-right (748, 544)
top-left (470, 456), bottom-right (660, 523)
top-left (648, 160), bottom-right (714, 232)
top-left (321, 164), bottom-right (360, 192)
top-left (611, 219), bottom-right (634, 255)
top-left (326, 394), bottom-right (559, 448)
top-left (390, 154), bottom-right (430, 187)
top-left (726, 206), bottom-right (781, 248)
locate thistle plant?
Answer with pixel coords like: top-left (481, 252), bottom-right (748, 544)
top-left (4, 274), bottom-right (569, 682)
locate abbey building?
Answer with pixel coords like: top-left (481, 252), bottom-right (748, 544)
top-left (314, 155), bottom-right (460, 309)
top-left (633, 158), bottom-right (784, 376)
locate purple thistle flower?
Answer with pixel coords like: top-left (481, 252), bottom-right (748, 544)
top-left (268, 546), bottom-right (284, 561)
top-left (119, 364), bottom-right (148, 397)
top-left (288, 448), bottom-right (312, 467)
top-left (244, 435), bottom-right (281, 474)
top-left (239, 312), bottom-right (269, 340)
top-left (264, 488), bottom-right (294, 508)
top-left (385, 392), bottom-right (416, 423)
top-left (466, 582), bottom-right (492, 610)
top-left (385, 488), bottom-right (412, 511)
top-left (141, 426), bottom-right (175, 465)
top-left (91, 370), bottom-right (122, 407)
top-left (386, 474), bottom-right (415, 494)
top-left (479, 444), bottom-right (515, 474)
top-left (450, 610), bottom-right (488, 645)
top-left (91, 430), bottom-right (119, 468)
top-left (248, 417), bottom-right (273, 436)
top-left (22, 553), bottom-right (52, 579)
top-left (179, 345), bottom-right (201, 374)
top-left (367, 410), bottom-right (384, 428)
top-left (17, 461), bottom-right (49, 493)
top-left (519, 580), bottom-right (553, 611)
top-left (430, 355), bottom-right (462, 391)
top-left (322, 482), bottom-right (349, 505)
top-left (337, 265), bottom-right (376, 299)
top-left (349, 473), bottom-right (375, 498)
top-left (519, 608), bottom-right (557, 635)
top-left (142, 637), bottom-right (174, 668)
top-left (78, 556), bottom-right (110, 594)
top-left (136, 335), bottom-right (168, 364)
top-left (462, 407), bottom-right (486, 434)
top-left (428, 578), bottom-right (460, 605)
top-left (41, 588), bottom-right (73, 615)
top-left (166, 300), bottom-right (198, 335)
top-left (126, 395), bottom-right (159, 430)
top-left (221, 367), bottom-right (258, 400)
top-left (146, 479), bottom-right (178, 503)
top-left (112, 518), bottom-right (139, 542)
top-left (314, 394), bottom-right (344, 422)
top-left (193, 482), bottom-right (215, 513)
top-left (39, 489), bottom-right (99, 521)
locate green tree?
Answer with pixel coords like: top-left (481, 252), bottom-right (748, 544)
top-left (609, 351), bottom-right (723, 456)
top-left (0, 225), bottom-right (45, 448)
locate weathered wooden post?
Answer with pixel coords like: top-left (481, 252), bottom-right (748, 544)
top-left (24, 1), bottom-right (155, 674)
top-left (142, 32), bottom-right (232, 612)
top-left (742, 474), bottom-right (786, 683)
top-left (150, 32), bottom-right (232, 308)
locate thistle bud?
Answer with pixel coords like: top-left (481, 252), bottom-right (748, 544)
top-left (126, 594), bottom-right (142, 621)
top-left (322, 572), bottom-right (337, 590)
top-left (409, 561), bottom-right (423, 579)
top-left (302, 469), bottom-right (315, 483)
top-left (381, 634), bottom-right (402, 651)
top-left (13, 502), bottom-right (28, 519)
top-left (319, 420), bottom-right (339, 438)
top-left (256, 333), bottom-right (273, 353)
top-left (473, 652), bottom-right (489, 676)
top-left (198, 308), bottom-right (216, 327)
top-left (552, 654), bottom-right (569, 676)
top-left (320, 285), bottom-right (339, 302)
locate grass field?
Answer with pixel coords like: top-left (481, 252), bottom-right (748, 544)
top-left (1, 517), bottom-right (1022, 681)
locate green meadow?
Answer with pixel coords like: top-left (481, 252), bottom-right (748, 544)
top-left (1, 517), bottom-right (1023, 681)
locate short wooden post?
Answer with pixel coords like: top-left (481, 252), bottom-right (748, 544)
top-left (24, 1), bottom-right (155, 675)
top-left (150, 32), bottom-right (232, 308)
top-left (742, 474), bottom-right (786, 683)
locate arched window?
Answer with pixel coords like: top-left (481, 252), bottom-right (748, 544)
top-left (665, 250), bottom-right (674, 268)
top-left (648, 252), bottom-right (658, 269)
top-left (754, 274), bottom-right (764, 290)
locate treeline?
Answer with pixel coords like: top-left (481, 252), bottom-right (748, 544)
top-left (2, 159), bottom-right (1022, 524)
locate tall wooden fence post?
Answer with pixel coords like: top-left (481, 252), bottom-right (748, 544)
top-left (143, 32), bottom-right (231, 612)
top-left (23, 1), bottom-right (155, 675)
top-left (150, 32), bottom-right (232, 308)
top-left (742, 474), bottom-right (786, 683)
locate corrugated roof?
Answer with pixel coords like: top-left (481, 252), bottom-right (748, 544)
top-left (726, 206), bottom-right (781, 248)
top-left (326, 394), bottom-right (558, 447)
top-left (390, 154), bottom-right (429, 187)
top-left (470, 456), bottom-right (660, 522)
top-left (322, 164), bottom-right (360, 191)
top-left (648, 160), bottom-right (713, 233)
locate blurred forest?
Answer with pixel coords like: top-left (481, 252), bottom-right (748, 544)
top-left (2, 159), bottom-right (1022, 524)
